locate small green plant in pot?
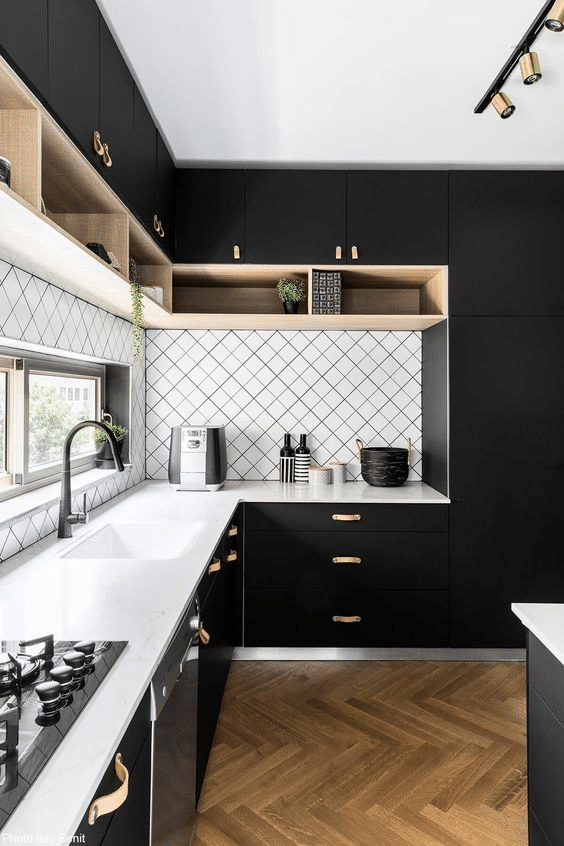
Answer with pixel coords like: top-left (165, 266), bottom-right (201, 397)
top-left (277, 278), bottom-right (305, 314)
top-left (93, 423), bottom-right (128, 468)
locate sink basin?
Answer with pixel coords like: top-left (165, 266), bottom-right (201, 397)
top-left (61, 521), bottom-right (204, 560)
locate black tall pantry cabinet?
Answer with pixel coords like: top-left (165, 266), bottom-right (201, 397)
top-left (448, 172), bottom-right (564, 647)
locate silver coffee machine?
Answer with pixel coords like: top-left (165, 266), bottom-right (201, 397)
top-left (168, 425), bottom-right (227, 491)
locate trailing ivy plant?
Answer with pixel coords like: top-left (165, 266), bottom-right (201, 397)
top-left (128, 258), bottom-right (144, 363)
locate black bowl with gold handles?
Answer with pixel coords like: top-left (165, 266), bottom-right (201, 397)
top-left (355, 437), bottom-right (412, 487)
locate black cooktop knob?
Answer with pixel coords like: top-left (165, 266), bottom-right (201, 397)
top-left (35, 680), bottom-right (61, 712)
top-left (50, 665), bottom-right (74, 688)
top-left (62, 650), bottom-right (86, 670)
top-left (74, 641), bottom-right (95, 663)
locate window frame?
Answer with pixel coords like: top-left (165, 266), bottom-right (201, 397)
top-left (0, 349), bottom-right (107, 502)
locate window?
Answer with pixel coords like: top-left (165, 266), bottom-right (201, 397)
top-left (0, 351), bottom-right (107, 500)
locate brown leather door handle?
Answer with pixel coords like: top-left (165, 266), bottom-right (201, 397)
top-left (332, 557), bottom-right (362, 564)
top-left (88, 753), bottom-right (129, 824)
top-left (332, 514), bottom-right (361, 522)
top-left (332, 615), bottom-right (361, 623)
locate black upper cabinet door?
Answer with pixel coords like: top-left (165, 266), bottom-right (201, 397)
top-left (450, 171), bottom-right (564, 316)
top-left (49, 0), bottom-right (100, 168)
top-left (347, 171), bottom-right (448, 264)
top-left (99, 16), bottom-right (135, 206)
top-left (449, 317), bottom-right (564, 648)
top-left (245, 170), bottom-right (347, 264)
top-left (0, 1), bottom-right (49, 102)
top-left (133, 87), bottom-right (158, 234)
top-left (176, 170), bottom-right (245, 263)
top-left (156, 133), bottom-right (176, 257)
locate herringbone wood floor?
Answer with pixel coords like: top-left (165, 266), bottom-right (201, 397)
top-left (194, 661), bottom-right (527, 846)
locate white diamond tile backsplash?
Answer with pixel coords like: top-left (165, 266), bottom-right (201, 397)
top-left (145, 329), bottom-right (422, 481)
top-left (0, 259), bottom-right (145, 564)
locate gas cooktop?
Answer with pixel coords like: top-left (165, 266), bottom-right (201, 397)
top-left (0, 635), bottom-right (127, 829)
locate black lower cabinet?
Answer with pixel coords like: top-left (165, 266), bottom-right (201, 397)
top-left (74, 689), bottom-right (151, 845)
top-left (450, 317), bottom-right (564, 647)
top-left (245, 589), bottom-right (449, 647)
top-left (196, 514), bottom-right (241, 801)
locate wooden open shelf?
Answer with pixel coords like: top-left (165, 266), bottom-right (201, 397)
top-left (171, 264), bottom-right (447, 330)
top-left (0, 56), bottom-right (172, 326)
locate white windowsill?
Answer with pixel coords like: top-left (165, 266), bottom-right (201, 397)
top-left (0, 465), bottom-right (133, 531)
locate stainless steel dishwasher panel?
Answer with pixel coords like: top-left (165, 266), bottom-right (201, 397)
top-left (151, 598), bottom-right (199, 846)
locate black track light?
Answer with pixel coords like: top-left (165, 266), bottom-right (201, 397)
top-left (545, 0), bottom-right (564, 31)
top-left (491, 92), bottom-right (516, 119)
top-left (519, 51), bottom-right (542, 84)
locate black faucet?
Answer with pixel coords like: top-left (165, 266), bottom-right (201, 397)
top-left (58, 420), bottom-right (125, 539)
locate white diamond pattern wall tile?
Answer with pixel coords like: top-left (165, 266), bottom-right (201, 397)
top-left (145, 329), bottom-right (422, 482)
top-left (0, 258), bottom-right (146, 565)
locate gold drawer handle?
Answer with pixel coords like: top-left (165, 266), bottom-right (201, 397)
top-left (92, 130), bottom-right (104, 156)
top-left (102, 142), bottom-right (112, 167)
top-left (351, 245), bottom-right (359, 260)
top-left (199, 625), bottom-right (210, 645)
top-left (332, 556), bottom-right (362, 564)
top-left (227, 550), bottom-right (237, 562)
top-left (335, 245), bottom-right (342, 260)
top-left (332, 615), bottom-right (361, 623)
top-left (88, 753), bottom-right (129, 824)
top-left (332, 514), bottom-right (361, 521)
top-left (228, 525), bottom-right (238, 537)
top-left (233, 244), bottom-right (241, 259)
top-left (208, 557), bottom-right (221, 574)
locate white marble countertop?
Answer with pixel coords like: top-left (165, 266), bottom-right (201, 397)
top-left (512, 603), bottom-right (564, 666)
top-left (0, 479), bottom-right (448, 839)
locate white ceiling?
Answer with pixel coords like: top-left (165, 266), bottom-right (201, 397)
top-left (98, 0), bottom-right (564, 167)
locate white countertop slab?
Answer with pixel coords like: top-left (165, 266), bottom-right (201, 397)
top-left (512, 603), bottom-right (564, 666)
top-left (0, 479), bottom-right (448, 839)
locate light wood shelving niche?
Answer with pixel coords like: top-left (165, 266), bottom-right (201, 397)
top-left (0, 57), bottom-right (172, 327)
top-left (171, 264), bottom-right (447, 330)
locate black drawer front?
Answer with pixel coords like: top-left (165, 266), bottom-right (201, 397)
top-left (528, 685), bottom-right (564, 846)
top-left (246, 531), bottom-right (448, 590)
top-left (529, 633), bottom-right (564, 727)
top-left (245, 503), bottom-right (448, 533)
top-left (529, 810), bottom-right (553, 846)
top-left (245, 589), bottom-right (449, 647)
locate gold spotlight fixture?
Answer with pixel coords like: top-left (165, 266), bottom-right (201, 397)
top-left (519, 51), bottom-right (542, 84)
top-left (474, 0), bottom-right (558, 119)
top-left (491, 92), bottom-right (516, 118)
top-left (545, 0), bottom-right (564, 31)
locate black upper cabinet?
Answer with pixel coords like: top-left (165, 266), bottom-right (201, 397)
top-left (156, 133), bottom-right (176, 257)
top-left (176, 170), bottom-right (245, 263)
top-left (99, 16), bottom-right (135, 206)
top-left (449, 316), bottom-right (564, 647)
top-left (347, 171), bottom-right (448, 264)
top-left (133, 87), bottom-right (158, 234)
top-left (245, 170), bottom-right (347, 264)
top-left (49, 0), bottom-right (100, 168)
top-left (0, 1), bottom-right (49, 103)
top-left (450, 171), bottom-right (564, 316)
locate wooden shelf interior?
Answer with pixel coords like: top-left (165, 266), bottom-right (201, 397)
top-left (46, 212), bottom-right (129, 280)
top-left (173, 265), bottom-right (446, 318)
top-left (129, 218), bottom-right (173, 312)
top-left (173, 265), bottom-right (310, 315)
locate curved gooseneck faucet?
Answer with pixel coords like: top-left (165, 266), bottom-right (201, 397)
top-left (58, 420), bottom-right (125, 539)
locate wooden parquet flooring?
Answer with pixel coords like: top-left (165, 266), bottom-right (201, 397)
top-left (194, 661), bottom-right (527, 846)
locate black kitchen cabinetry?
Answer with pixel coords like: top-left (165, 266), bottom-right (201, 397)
top-left (245, 170), bottom-right (347, 264)
top-left (449, 317), bottom-right (564, 647)
top-left (347, 171), bottom-right (448, 264)
top-left (49, 0), bottom-right (101, 169)
top-left (98, 15), bottom-right (135, 206)
top-left (449, 171), bottom-right (564, 316)
top-left (0, 1), bottom-right (49, 103)
top-left (527, 633), bottom-right (564, 845)
top-left (245, 504), bottom-right (449, 647)
top-left (74, 689), bottom-right (151, 846)
top-left (196, 512), bottom-right (241, 801)
top-left (156, 132), bottom-right (176, 256)
top-left (176, 169), bottom-right (245, 263)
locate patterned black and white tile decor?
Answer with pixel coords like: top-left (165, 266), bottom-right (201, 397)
top-left (146, 329), bottom-right (422, 482)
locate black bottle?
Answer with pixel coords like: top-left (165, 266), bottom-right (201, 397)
top-left (295, 434), bottom-right (311, 483)
top-left (279, 434), bottom-right (295, 482)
